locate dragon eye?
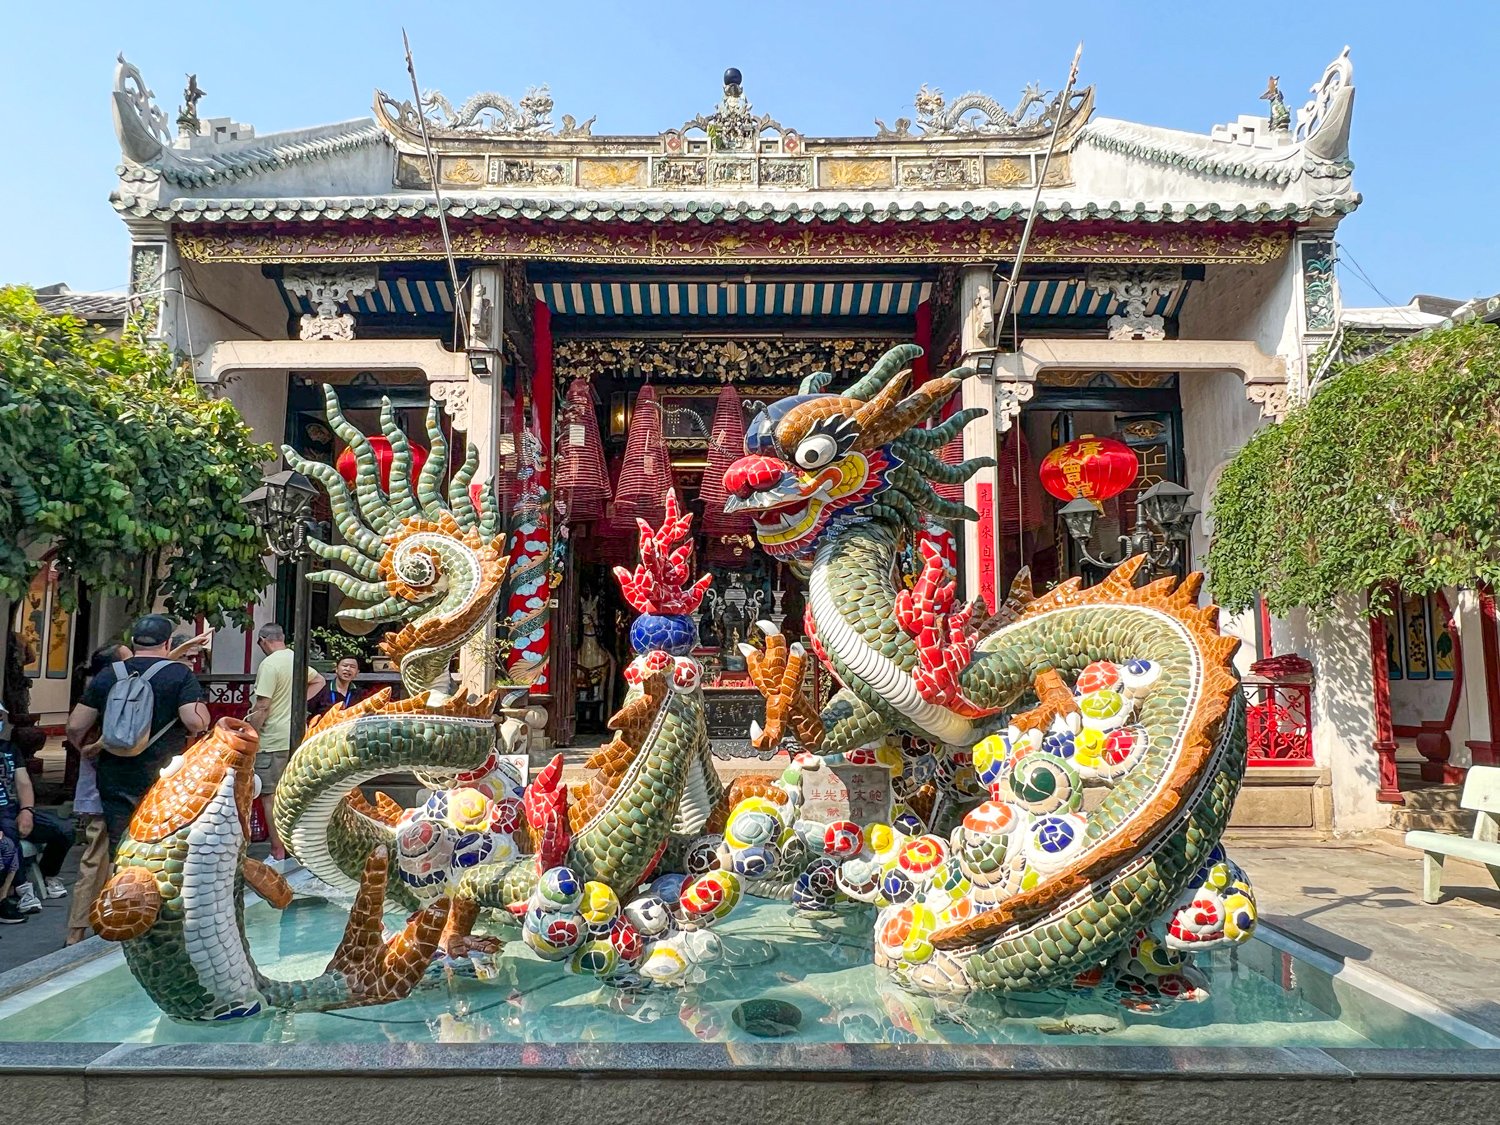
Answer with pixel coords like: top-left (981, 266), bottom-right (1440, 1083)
top-left (793, 433), bottom-right (841, 470)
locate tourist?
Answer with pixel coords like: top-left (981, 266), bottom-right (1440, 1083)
top-left (309, 656), bottom-right (367, 718)
top-left (66, 614), bottom-right (211, 851)
top-left (64, 642), bottom-right (131, 945)
top-left (244, 624), bottom-right (324, 862)
top-left (0, 701), bottom-right (72, 914)
top-left (0, 828), bottom-right (22, 926)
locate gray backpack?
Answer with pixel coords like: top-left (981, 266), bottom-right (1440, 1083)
top-left (100, 660), bottom-right (173, 754)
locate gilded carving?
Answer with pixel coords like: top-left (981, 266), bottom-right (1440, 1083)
top-left (897, 156), bottom-right (981, 189)
top-left (442, 158), bottom-right (484, 186)
top-left (176, 224), bottom-right (1289, 267)
top-left (1041, 152), bottom-right (1072, 187)
top-left (818, 157), bottom-right (893, 190)
top-left (985, 156), bottom-right (1030, 188)
top-left (578, 158), bottom-right (647, 189)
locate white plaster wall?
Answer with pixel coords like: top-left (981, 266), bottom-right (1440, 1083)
top-left (176, 260), bottom-right (291, 382)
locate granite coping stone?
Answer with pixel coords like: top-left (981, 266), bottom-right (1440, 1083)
top-left (2, 1040), bottom-right (1496, 1079)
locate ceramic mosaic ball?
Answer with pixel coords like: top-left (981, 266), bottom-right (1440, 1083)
top-left (684, 834), bottom-right (724, 875)
top-left (1223, 889), bottom-right (1257, 943)
top-left (1040, 728), bottom-right (1077, 760)
top-left (880, 865), bottom-right (917, 905)
top-left (835, 853), bottom-right (884, 901)
top-left (1024, 814), bottom-right (1089, 873)
top-left (538, 866), bottom-right (583, 909)
top-left (570, 938), bottom-right (620, 978)
top-left (866, 823), bottom-right (898, 857)
top-left (489, 796), bottom-right (524, 835)
top-left (823, 820), bottom-right (864, 857)
top-left (1075, 660), bottom-right (1121, 695)
top-left (1167, 893), bottom-right (1224, 945)
top-left (395, 817), bottom-right (456, 886)
top-left (892, 810), bottom-right (926, 836)
top-left (651, 873), bottom-right (688, 908)
top-left (450, 830), bottom-right (494, 869)
top-left (973, 733), bottom-right (1010, 788)
top-left (420, 790), bottom-right (451, 822)
top-left (1094, 726), bottom-right (1149, 780)
top-left (607, 915), bottom-right (647, 962)
top-left (580, 881), bottom-right (621, 927)
top-left (445, 787), bottom-right (491, 833)
top-left (629, 612), bottom-right (698, 657)
top-left (896, 836), bottom-right (949, 881)
top-left (792, 856), bottom-right (840, 912)
top-left (681, 869), bottom-right (742, 921)
top-left (1078, 689), bottom-right (1129, 732)
top-left (522, 909), bottom-right (585, 960)
top-left (724, 798), bottom-right (783, 849)
top-left (877, 902), bottom-right (938, 964)
top-left (1130, 931), bottom-right (1184, 976)
top-left (932, 855), bottom-right (973, 898)
top-left (623, 893), bottom-right (674, 937)
top-left (638, 943), bottom-right (689, 986)
top-left (727, 842), bottom-right (781, 879)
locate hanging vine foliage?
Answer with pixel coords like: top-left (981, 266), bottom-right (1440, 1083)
top-left (1208, 317), bottom-right (1500, 619)
top-left (0, 287), bottom-right (272, 625)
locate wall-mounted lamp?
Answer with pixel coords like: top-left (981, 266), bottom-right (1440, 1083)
top-left (972, 351), bottom-right (997, 376)
top-left (609, 392), bottom-right (632, 438)
top-left (467, 350), bottom-right (492, 377)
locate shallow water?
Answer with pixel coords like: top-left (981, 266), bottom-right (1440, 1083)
top-left (0, 894), bottom-right (1481, 1048)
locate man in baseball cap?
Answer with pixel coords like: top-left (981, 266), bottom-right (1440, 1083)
top-left (129, 614), bottom-right (175, 648)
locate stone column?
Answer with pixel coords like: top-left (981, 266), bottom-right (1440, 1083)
top-left (452, 265), bottom-right (505, 696)
top-left (1302, 594), bottom-right (1392, 833)
top-left (958, 266), bottom-right (1001, 611)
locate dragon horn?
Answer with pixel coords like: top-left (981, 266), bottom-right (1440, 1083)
top-left (323, 385), bottom-right (395, 534)
top-left (843, 343), bottom-right (924, 402)
top-left (416, 403), bottom-right (449, 519)
top-left (379, 398), bottom-right (422, 521)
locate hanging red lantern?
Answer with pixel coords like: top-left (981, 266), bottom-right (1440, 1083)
top-left (336, 436), bottom-right (429, 492)
top-left (1039, 436), bottom-right (1138, 503)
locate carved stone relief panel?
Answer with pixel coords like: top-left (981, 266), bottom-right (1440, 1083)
top-left (1087, 265), bottom-right (1185, 341)
top-left (1300, 238), bottom-right (1337, 333)
top-left (282, 265), bottom-right (378, 341)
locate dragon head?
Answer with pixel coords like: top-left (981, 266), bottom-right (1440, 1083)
top-left (284, 386), bottom-right (509, 696)
top-left (722, 344), bottom-right (992, 570)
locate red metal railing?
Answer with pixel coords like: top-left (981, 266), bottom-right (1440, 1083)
top-left (1244, 655), bottom-right (1315, 766)
top-left (202, 675), bottom-right (255, 724)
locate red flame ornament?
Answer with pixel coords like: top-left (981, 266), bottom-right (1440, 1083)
top-left (1038, 436), bottom-right (1138, 503)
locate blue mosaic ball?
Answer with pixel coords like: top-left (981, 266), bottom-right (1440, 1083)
top-left (629, 613), bottom-right (698, 656)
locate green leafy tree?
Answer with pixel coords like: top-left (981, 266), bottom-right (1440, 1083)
top-left (0, 286), bottom-right (272, 625)
top-left (1208, 318), bottom-right (1500, 619)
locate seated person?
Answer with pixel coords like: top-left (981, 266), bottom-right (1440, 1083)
top-left (0, 703), bottom-right (72, 913)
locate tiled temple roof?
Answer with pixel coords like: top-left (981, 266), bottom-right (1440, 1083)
top-left (117, 121), bottom-right (387, 189)
top-left (110, 191), bottom-right (1359, 225)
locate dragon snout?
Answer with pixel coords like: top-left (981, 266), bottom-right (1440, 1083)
top-left (723, 454), bottom-right (787, 499)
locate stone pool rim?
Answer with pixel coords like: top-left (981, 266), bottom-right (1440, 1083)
top-left (3, 921), bottom-right (1498, 1081)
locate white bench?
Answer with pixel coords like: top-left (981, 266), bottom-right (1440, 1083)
top-left (1406, 765), bottom-right (1500, 904)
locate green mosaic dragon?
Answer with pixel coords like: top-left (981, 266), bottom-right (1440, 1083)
top-left (273, 389), bottom-right (726, 953)
top-left (720, 345), bottom-right (1254, 998)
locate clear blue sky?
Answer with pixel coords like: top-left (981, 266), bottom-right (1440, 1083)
top-left (2, 0), bottom-right (1495, 306)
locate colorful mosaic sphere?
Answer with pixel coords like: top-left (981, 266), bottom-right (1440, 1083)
top-left (680, 870), bottom-right (742, 921)
top-left (607, 915), bottom-right (647, 962)
top-left (523, 909), bottom-right (585, 960)
top-left (973, 733), bottom-right (1010, 788)
top-left (623, 893), bottom-right (674, 937)
top-left (823, 820), bottom-right (864, 857)
top-left (1024, 814), bottom-right (1089, 873)
top-left (638, 943), bottom-right (689, 986)
top-left (394, 817), bottom-right (456, 887)
top-left (727, 842), bottom-right (782, 879)
top-left (629, 612), bottom-right (698, 656)
top-left (650, 873), bottom-right (688, 907)
top-left (1075, 660), bottom-right (1121, 695)
top-left (1040, 729), bottom-right (1077, 760)
top-left (1078, 689), bottom-right (1129, 732)
top-left (896, 836), bottom-right (949, 881)
top-left (489, 796), bottom-right (524, 835)
top-left (684, 834), bottom-right (724, 875)
top-left (880, 865), bottom-right (917, 905)
top-left (446, 787), bottom-right (491, 832)
top-left (538, 866), bottom-right (583, 908)
top-left (450, 830), bottom-right (493, 869)
top-left (791, 856), bottom-right (840, 912)
top-left (1119, 658), bottom-right (1162, 697)
top-left (580, 881), bottom-right (621, 927)
top-left (877, 902), bottom-right (938, 964)
top-left (570, 938), bottom-right (620, 978)
top-left (724, 798), bottom-right (783, 850)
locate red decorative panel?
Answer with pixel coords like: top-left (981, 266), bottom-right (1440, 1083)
top-left (974, 481), bottom-right (996, 613)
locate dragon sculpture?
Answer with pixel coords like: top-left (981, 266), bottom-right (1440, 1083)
top-left (715, 343), bottom-right (1256, 1002)
top-left (271, 389), bottom-right (751, 957)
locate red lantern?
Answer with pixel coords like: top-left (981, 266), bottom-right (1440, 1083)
top-left (1039, 436), bottom-right (1138, 503)
top-left (335, 436), bottom-right (429, 492)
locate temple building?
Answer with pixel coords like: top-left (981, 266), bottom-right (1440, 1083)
top-left (97, 46), bottom-right (1479, 834)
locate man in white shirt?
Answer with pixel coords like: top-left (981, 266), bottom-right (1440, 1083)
top-left (244, 624), bottom-right (324, 862)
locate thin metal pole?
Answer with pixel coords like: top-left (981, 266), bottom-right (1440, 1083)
top-left (991, 43), bottom-right (1084, 331)
top-left (403, 28), bottom-right (468, 350)
top-left (289, 546), bottom-right (310, 754)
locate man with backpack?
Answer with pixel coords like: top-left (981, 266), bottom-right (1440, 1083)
top-left (65, 615), bottom-right (211, 849)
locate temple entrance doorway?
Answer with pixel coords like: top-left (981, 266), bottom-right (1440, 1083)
top-left (1002, 371), bottom-right (1185, 592)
